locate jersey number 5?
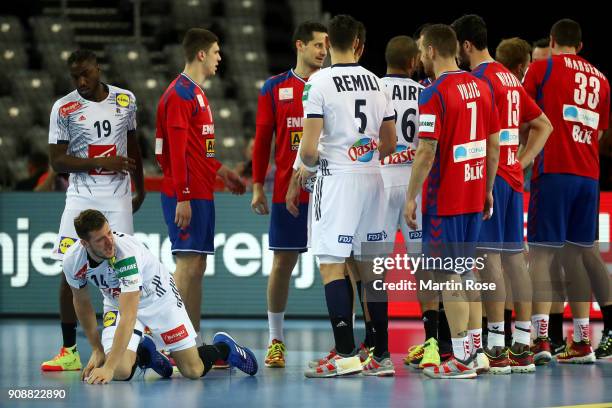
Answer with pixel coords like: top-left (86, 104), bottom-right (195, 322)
top-left (355, 99), bottom-right (367, 133)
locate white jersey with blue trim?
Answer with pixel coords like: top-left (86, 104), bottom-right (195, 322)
top-left (380, 75), bottom-right (424, 188)
top-left (301, 64), bottom-right (395, 176)
top-left (48, 85), bottom-right (137, 211)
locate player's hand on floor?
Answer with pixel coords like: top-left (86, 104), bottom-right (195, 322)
top-left (483, 192), bottom-right (494, 220)
top-left (82, 348), bottom-right (105, 381)
top-left (86, 366), bottom-right (114, 385)
top-left (175, 200), bottom-right (192, 229)
top-left (251, 186), bottom-right (269, 215)
top-left (404, 199), bottom-right (418, 230)
top-left (98, 156), bottom-right (136, 174)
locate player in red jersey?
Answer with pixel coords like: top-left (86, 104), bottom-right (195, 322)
top-left (523, 19), bottom-right (611, 363)
top-left (452, 15), bottom-right (552, 374)
top-left (155, 28), bottom-right (246, 351)
top-left (250, 21), bottom-right (328, 368)
top-left (404, 24), bottom-right (500, 379)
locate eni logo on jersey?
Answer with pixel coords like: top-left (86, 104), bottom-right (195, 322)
top-left (290, 131), bottom-right (302, 151)
top-left (206, 139), bottom-right (215, 158)
top-left (348, 137), bottom-right (377, 162)
top-left (116, 94), bottom-right (130, 108)
top-left (58, 236), bottom-right (76, 254)
top-left (381, 144), bottom-right (415, 165)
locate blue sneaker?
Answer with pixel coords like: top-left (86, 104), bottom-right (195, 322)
top-left (212, 332), bottom-right (258, 376)
top-left (138, 335), bottom-right (173, 378)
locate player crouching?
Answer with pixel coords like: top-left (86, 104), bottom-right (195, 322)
top-left (64, 210), bottom-right (257, 384)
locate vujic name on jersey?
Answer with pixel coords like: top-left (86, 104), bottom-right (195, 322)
top-left (457, 81), bottom-right (481, 100)
top-left (333, 74), bottom-right (380, 93)
top-left (390, 84), bottom-right (422, 101)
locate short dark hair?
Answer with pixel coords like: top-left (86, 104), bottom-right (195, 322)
top-left (421, 24), bottom-right (458, 58)
top-left (328, 14), bottom-right (360, 51)
top-left (356, 20), bottom-right (366, 45)
top-left (292, 21), bottom-right (327, 45)
top-left (533, 38), bottom-right (550, 49)
top-left (496, 37), bottom-right (532, 73)
top-left (551, 19), bottom-right (581, 48)
top-left (451, 14), bottom-right (488, 50)
top-left (74, 209), bottom-right (108, 240)
top-left (182, 28), bottom-right (219, 62)
top-left (67, 49), bottom-right (97, 67)
top-left (413, 23), bottom-right (432, 40)
top-left (385, 36), bottom-right (419, 69)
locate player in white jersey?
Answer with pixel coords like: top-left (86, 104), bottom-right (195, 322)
top-left (300, 15), bottom-right (396, 378)
top-left (42, 50), bottom-right (145, 372)
top-left (63, 210), bottom-right (257, 384)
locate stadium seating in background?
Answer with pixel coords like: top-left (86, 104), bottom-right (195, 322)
top-left (0, 46), bottom-right (27, 95)
top-left (123, 74), bottom-right (167, 127)
top-left (170, 0), bottom-right (212, 35)
top-left (222, 0), bottom-right (265, 19)
top-left (29, 16), bottom-right (74, 45)
top-left (0, 15), bottom-right (25, 45)
top-left (37, 43), bottom-right (78, 95)
top-left (105, 43), bottom-right (152, 82)
top-left (12, 71), bottom-right (55, 126)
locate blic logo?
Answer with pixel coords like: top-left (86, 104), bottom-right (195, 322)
top-left (348, 138), bottom-right (377, 162)
top-left (381, 144), bottom-right (415, 165)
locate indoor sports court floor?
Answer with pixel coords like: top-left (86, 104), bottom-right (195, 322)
top-left (1, 319), bottom-right (611, 408)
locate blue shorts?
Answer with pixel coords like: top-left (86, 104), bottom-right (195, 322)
top-left (528, 174), bottom-right (598, 247)
top-left (161, 194), bottom-right (215, 254)
top-left (269, 203), bottom-right (308, 252)
top-left (423, 212), bottom-right (482, 273)
top-left (478, 176), bottom-right (524, 252)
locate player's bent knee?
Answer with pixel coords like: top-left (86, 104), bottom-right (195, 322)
top-left (178, 362), bottom-right (204, 380)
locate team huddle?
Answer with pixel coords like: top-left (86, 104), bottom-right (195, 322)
top-left (39, 13), bottom-right (610, 383)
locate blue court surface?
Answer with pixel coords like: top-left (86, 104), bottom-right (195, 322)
top-left (1, 319), bottom-right (611, 408)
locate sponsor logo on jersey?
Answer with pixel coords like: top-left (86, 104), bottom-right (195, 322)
top-left (408, 231), bottom-right (422, 240)
top-left (464, 160), bottom-right (485, 181)
top-left (419, 114), bottom-right (436, 133)
top-left (59, 101), bottom-right (82, 117)
top-left (78, 115), bottom-right (86, 121)
top-left (88, 145), bottom-right (118, 175)
top-left (337, 235), bottom-right (353, 244)
top-left (453, 140), bottom-right (486, 163)
top-left (367, 231), bottom-right (387, 241)
top-left (348, 138), bottom-right (377, 162)
top-left (115, 93), bottom-right (130, 108)
top-left (290, 131), bottom-right (302, 151)
top-left (103, 311), bottom-right (118, 327)
top-left (114, 256), bottom-right (139, 278)
top-left (381, 144), bottom-right (415, 165)
top-left (279, 87), bottom-right (293, 100)
top-left (161, 324), bottom-right (189, 345)
top-left (75, 263), bottom-right (88, 280)
top-left (563, 104), bottom-right (600, 129)
top-left (287, 117), bottom-right (303, 128)
top-left (499, 129), bottom-right (519, 146)
top-left (196, 94), bottom-right (205, 108)
top-left (206, 139), bottom-right (215, 157)
top-left (58, 236), bottom-right (76, 254)
top-left (302, 84), bottom-right (311, 101)
top-left (202, 124), bottom-right (214, 136)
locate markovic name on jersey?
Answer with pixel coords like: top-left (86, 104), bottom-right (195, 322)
top-left (333, 74), bottom-right (380, 93)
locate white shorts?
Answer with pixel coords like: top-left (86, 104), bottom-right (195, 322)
top-left (311, 173), bottom-right (387, 259)
top-left (101, 291), bottom-right (197, 354)
top-left (52, 208), bottom-right (133, 260)
top-left (383, 185), bottom-right (422, 249)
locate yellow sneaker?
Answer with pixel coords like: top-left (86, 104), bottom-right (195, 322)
top-left (419, 337), bottom-right (441, 369)
top-left (265, 339), bottom-right (286, 368)
top-left (404, 343), bottom-right (424, 366)
top-left (41, 345), bottom-right (82, 371)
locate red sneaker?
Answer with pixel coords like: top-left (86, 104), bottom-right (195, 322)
top-left (212, 359), bottom-right (230, 369)
top-left (485, 348), bottom-right (511, 375)
top-left (556, 340), bottom-right (596, 364)
top-left (531, 337), bottom-right (552, 365)
top-left (509, 350), bottom-right (536, 373)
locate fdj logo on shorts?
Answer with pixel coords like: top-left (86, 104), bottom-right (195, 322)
top-left (381, 144), bottom-right (415, 165)
top-left (338, 235), bottom-right (354, 244)
top-left (290, 131), bottom-right (302, 151)
top-left (348, 138), bottom-right (377, 162)
top-left (367, 231), bottom-right (387, 241)
top-left (206, 139), bottom-right (215, 158)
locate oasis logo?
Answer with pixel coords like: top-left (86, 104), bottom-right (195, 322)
top-left (338, 235), bottom-right (354, 244)
top-left (381, 145), bottom-right (415, 165)
top-left (348, 138), bottom-right (377, 162)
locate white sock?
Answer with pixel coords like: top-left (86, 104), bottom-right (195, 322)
top-left (573, 318), bottom-right (590, 342)
top-left (487, 321), bottom-right (505, 348)
top-left (513, 321), bottom-right (531, 346)
top-left (468, 328), bottom-right (482, 354)
top-left (352, 313), bottom-right (356, 329)
top-left (195, 333), bottom-right (204, 348)
top-left (532, 314), bottom-right (549, 338)
top-left (268, 311), bottom-right (285, 344)
top-left (452, 336), bottom-right (470, 361)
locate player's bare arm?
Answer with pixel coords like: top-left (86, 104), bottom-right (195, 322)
top-left (252, 183), bottom-right (270, 215)
top-left (378, 119), bottom-right (397, 160)
top-left (404, 138), bottom-right (437, 230)
top-left (483, 130), bottom-right (500, 220)
top-left (127, 130), bottom-right (146, 213)
top-left (87, 290), bottom-right (139, 384)
top-left (71, 285), bottom-right (105, 380)
top-left (49, 143), bottom-right (136, 174)
top-left (517, 113), bottom-right (553, 169)
top-left (300, 117), bottom-right (323, 167)
top-left (217, 165), bottom-right (247, 195)
top-left (285, 169), bottom-right (301, 217)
